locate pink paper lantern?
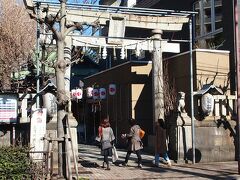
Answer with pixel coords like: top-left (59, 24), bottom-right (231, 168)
top-left (92, 89), bottom-right (99, 100)
top-left (109, 84), bottom-right (116, 95)
top-left (71, 89), bottom-right (77, 99)
top-left (99, 88), bottom-right (106, 99)
top-left (75, 88), bottom-right (83, 99)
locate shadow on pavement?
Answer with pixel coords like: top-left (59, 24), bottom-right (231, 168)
top-left (78, 143), bottom-right (240, 180)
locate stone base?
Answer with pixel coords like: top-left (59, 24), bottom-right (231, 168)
top-left (169, 113), bottom-right (236, 163)
top-left (44, 113), bottom-right (79, 170)
top-left (168, 124), bottom-right (192, 163)
top-left (67, 113), bottom-right (79, 166)
top-left (45, 116), bottom-right (58, 169)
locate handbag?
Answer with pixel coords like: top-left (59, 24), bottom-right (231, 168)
top-left (139, 129), bottom-right (145, 139)
top-left (95, 136), bottom-right (101, 142)
top-left (102, 140), bottom-right (112, 150)
top-left (112, 145), bottom-right (118, 162)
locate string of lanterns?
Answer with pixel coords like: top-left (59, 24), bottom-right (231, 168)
top-left (71, 84), bottom-right (116, 101)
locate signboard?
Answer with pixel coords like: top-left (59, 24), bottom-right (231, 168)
top-left (0, 94), bottom-right (18, 123)
top-left (30, 108), bottom-right (47, 160)
top-left (108, 16), bottom-right (126, 44)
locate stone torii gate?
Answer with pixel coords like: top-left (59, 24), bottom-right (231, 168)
top-left (23, 0), bottom-right (196, 173)
top-left (37, 1), bottom-right (189, 122)
top-left (23, 0), bottom-right (191, 126)
top-left (70, 34), bottom-right (180, 121)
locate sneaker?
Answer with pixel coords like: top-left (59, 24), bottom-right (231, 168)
top-left (138, 164), bottom-right (143, 168)
top-left (166, 160), bottom-right (172, 167)
top-left (152, 160), bottom-right (159, 167)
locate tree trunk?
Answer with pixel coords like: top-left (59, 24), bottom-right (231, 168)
top-left (55, 1), bottom-right (69, 177)
top-left (56, 38), bottom-right (68, 177)
top-left (2, 70), bottom-right (11, 91)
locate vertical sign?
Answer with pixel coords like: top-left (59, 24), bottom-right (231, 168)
top-left (30, 108), bottom-right (47, 160)
top-left (108, 16), bottom-right (126, 44)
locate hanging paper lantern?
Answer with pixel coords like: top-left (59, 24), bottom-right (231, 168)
top-left (109, 84), bottom-right (116, 95)
top-left (201, 93), bottom-right (214, 116)
top-left (86, 87), bottom-right (93, 98)
top-left (71, 89), bottom-right (77, 99)
top-left (92, 89), bottom-right (99, 100)
top-left (99, 88), bottom-right (107, 99)
top-left (43, 93), bottom-right (57, 117)
top-left (75, 88), bottom-right (83, 99)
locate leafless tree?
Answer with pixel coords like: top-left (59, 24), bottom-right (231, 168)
top-left (0, 0), bottom-right (36, 91)
top-left (28, 1), bottom-right (99, 178)
top-left (163, 61), bottom-right (177, 116)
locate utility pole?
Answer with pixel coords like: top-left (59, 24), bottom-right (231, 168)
top-left (234, 0), bottom-right (240, 174)
top-left (36, 1), bottom-right (40, 108)
top-left (189, 17), bottom-right (195, 164)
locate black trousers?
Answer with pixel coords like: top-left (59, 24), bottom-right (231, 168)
top-left (124, 150), bottom-right (142, 165)
top-left (104, 154), bottom-right (109, 164)
top-left (102, 148), bottom-right (112, 164)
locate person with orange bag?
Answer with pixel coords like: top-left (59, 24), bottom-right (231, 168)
top-left (120, 118), bottom-right (143, 168)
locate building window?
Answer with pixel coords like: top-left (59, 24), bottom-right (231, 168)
top-left (193, 0), bottom-right (224, 49)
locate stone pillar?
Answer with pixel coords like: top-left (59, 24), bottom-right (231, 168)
top-left (64, 36), bottom-right (79, 165)
top-left (169, 112), bottom-right (192, 163)
top-left (151, 29), bottom-right (164, 124)
top-left (151, 29), bottom-right (164, 157)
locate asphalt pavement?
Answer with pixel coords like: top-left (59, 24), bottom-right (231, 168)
top-left (77, 143), bottom-right (240, 180)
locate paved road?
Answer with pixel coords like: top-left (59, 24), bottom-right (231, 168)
top-left (78, 144), bottom-right (240, 180)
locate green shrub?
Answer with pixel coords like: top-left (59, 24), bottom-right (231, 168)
top-left (0, 146), bottom-right (31, 180)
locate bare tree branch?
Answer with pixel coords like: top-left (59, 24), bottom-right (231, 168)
top-left (0, 0), bottom-right (36, 91)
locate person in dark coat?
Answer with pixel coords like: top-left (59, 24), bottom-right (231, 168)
top-left (120, 118), bottom-right (143, 168)
top-left (97, 118), bottom-right (115, 170)
top-left (153, 118), bottom-right (171, 167)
